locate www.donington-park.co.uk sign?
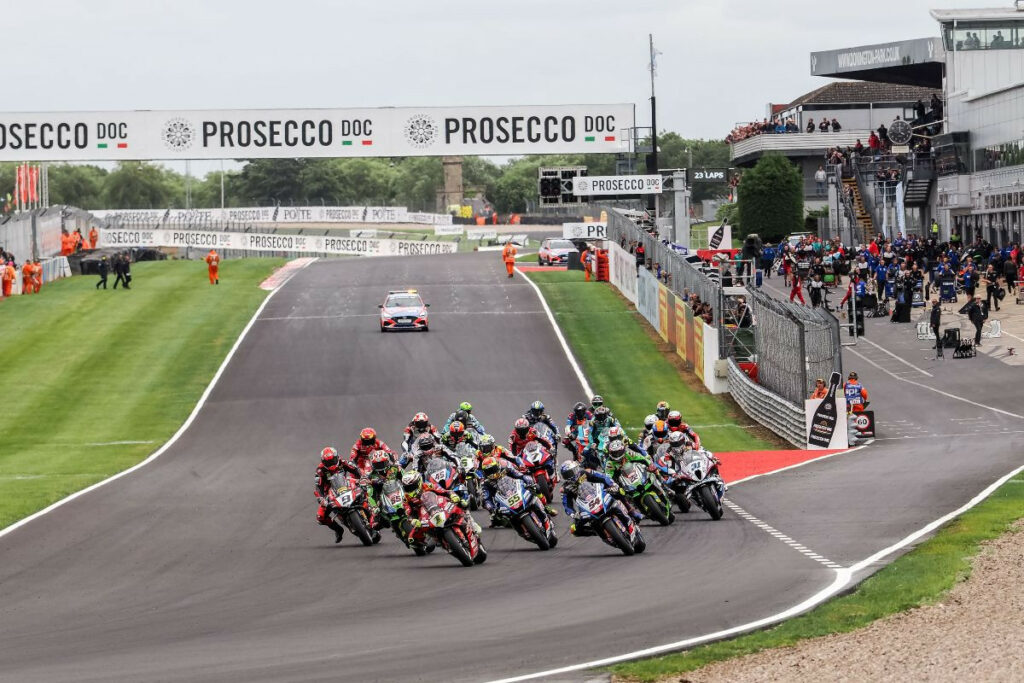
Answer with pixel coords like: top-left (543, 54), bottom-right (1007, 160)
top-left (0, 104), bottom-right (634, 161)
top-left (97, 228), bottom-right (457, 257)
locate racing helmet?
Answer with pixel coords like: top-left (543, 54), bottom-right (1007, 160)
top-left (359, 427), bottom-right (377, 446)
top-left (666, 410), bottom-right (682, 429)
top-left (370, 450), bottom-right (391, 474)
top-left (652, 419), bottom-right (668, 440)
top-left (478, 434), bottom-right (496, 455)
top-left (448, 421), bottom-right (465, 439)
top-left (320, 446), bottom-right (340, 470)
top-left (459, 401), bottom-right (473, 413)
top-left (667, 431), bottom-right (686, 448)
top-left (514, 417), bottom-right (530, 438)
top-left (656, 401), bottom-right (670, 420)
top-left (401, 470), bottom-right (422, 497)
top-left (455, 410), bottom-right (471, 425)
top-left (848, 371), bottom-right (858, 381)
top-left (417, 434), bottom-right (436, 454)
top-left (559, 460), bottom-right (582, 483)
top-left (481, 456), bottom-right (502, 481)
top-left (412, 412), bottom-right (430, 431)
top-left (528, 400), bottom-right (545, 418)
top-left (590, 395), bottom-right (604, 409)
top-left (643, 414), bottom-right (657, 430)
top-left (573, 402), bottom-right (588, 421)
top-left (607, 425), bottom-right (624, 442)
top-left (592, 406), bottom-right (611, 426)
top-left (607, 440), bottom-right (626, 462)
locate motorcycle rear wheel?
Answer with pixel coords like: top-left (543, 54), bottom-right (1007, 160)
top-left (520, 515), bottom-right (551, 550)
top-left (347, 510), bottom-right (375, 546)
top-left (602, 517), bottom-right (635, 556)
top-left (443, 528), bottom-right (475, 567)
top-left (643, 493), bottom-right (671, 526)
top-left (699, 486), bottom-right (723, 520)
top-left (535, 474), bottom-right (552, 504)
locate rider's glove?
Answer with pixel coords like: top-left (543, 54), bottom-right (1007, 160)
top-left (449, 494), bottom-right (462, 506)
top-left (410, 519), bottom-right (422, 528)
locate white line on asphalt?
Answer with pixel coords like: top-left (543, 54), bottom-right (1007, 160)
top-left (516, 266), bottom-right (593, 397)
top-left (488, 461), bottom-right (1024, 683)
top-left (847, 346), bottom-right (1024, 420)
top-left (858, 336), bottom-right (933, 377)
top-left (0, 258), bottom-right (317, 543)
top-left (724, 500), bottom-right (842, 568)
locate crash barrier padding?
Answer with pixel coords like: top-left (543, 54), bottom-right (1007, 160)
top-left (953, 341), bottom-right (976, 358)
top-left (727, 357), bottom-right (806, 448)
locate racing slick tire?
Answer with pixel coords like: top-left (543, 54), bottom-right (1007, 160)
top-left (643, 493), bottom-right (671, 526)
top-left (347, 510), bottom-right (375, 546)
top-left (520, 515), bottom-right (551, 551)
top-left (699, 486), bottom-right (723, 520)
top-left (443, 528), bottom-right (475, 567)
top-left (602, 517), bottom-right (635, 556)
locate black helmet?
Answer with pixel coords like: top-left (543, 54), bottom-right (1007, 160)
top-left (573, 402), bottom-right (587, 420)
top-left (528, 400), bottom-right (544, 417)
top-left (590, 395), bottom-right (604, 409)
top-left (417, 434), bottom-right (435, 453)
top-left (593, 406), bottom-right (610, 424)
top-left (848, 371), bottom-right (858, 380)
top-left (455, 409), bottom-right (470, 425)
top-left (656, 401), bottom-right (670, 420)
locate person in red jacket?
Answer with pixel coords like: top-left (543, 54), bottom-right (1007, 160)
top-left (313, 447), bottom-right (349, 543)
top-left (508, 417), bottom-right (554, 457)
top-left (347, 428), bottom-right (394, 478)
top-left (205, 249), bottom-right (220, 285)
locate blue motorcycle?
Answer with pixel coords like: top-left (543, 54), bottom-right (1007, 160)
top-left (491, 475), bottom-right (557, 550)
top-left (573, 481), bottom-right (646, 556)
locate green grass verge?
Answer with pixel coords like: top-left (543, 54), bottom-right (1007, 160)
top-left (516, 252), bottom-right (538, 262)
top-left (524, 269), bottom-right (772, 452)
top-left (610, 471), bottom-right (1024, 681)
top-left (0, 258), bottom-right (284, 530)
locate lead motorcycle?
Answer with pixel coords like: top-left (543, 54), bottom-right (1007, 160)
top-left (616, 460), bottom-right (675, 526)
top-left (419, 491), bottom-right (487, 567)
top-left (674, 448), bottom-right (725, 520)
top-left (519, 441), bottom-right (557, 504)
top-left (572, 481), bottom-right (646, 556)
top-left (326, 472), bottom-right (381, 546)
top-left (491, 474), bottom-right (558, 550)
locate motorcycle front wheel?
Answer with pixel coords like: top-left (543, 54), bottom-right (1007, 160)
top-left (699, 486), bottom-right (724, 520)
top-left (443, 528), bottom-right (475, 567)
top-left (520, 514), bottom-right (551, 550)
top-left (602, 517), bottom-right (635, 556)
top-left (346, 510), bottom-right (375, 546)
top-left (642, 492), bottom-right (671, 526)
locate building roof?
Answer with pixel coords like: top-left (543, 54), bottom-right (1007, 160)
top-left (786, 81), bottom-right (941, 108)
top-left (931, 7), bottom-right (1024, 23)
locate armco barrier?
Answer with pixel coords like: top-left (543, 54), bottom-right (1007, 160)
top-left (728, 358), bottom-right (805, 448)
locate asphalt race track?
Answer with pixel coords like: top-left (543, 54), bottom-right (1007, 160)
top-left (0, 253), bottom-right (1021, 683)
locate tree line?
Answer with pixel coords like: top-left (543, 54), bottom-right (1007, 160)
top-left (0, 132), bottom-right (729, 213)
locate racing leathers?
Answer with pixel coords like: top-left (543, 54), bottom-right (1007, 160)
top-left (440, 430), bottom-right (479, 455)
top-left (348, 437), bottom-right (395, 478)
top-left (313, 463), bottom-right (347, 540)
top-left (480, 466), bottom-right (548, 523)
top-left (524, 409), bottom-right (560, 438)
top-left (508, 426), bottom-right (554, 457)
top-left (404, 483), bottom-right (472, 545)
top-left (443, 411), bottom-right (485, 435)
top-left (561, 469), bottom-right (639, 534)
top-left (403, 420), bottom-right (440, 453)
top-left (667, 423), bottom-right (701, 450)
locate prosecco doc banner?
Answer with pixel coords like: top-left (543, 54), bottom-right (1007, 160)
top-left (0, 104), bottom-right (634, 161)
top-left (91, 206), bottom-right (453, 225)
top-left (97, 229), bottom-right (458, 257)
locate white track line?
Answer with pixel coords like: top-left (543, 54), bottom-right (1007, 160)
top-left (725, 500), bottom-right (843, 569)
top-left (489, 462), bottom-right (1024, 683)
top-left (858, 336), bottom-right (933, 377)
top-left (516, 266), bottom-right (593, 397)
top-left (0, 258), bottom-right (316, 542)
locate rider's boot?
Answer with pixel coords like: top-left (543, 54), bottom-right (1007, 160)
top-left (328, 520), bottom-right (345, 544)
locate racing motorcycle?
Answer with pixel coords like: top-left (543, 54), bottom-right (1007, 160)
top-left (424, 457), bottom-right (470, 508)
top-left (419, 491), bottom-right (487, 567)
top-left (326, 473), bottom-right (381, 546)
top-left (674, 448), bottom-right (725, 520)
top-left (490, 474), bottom-right (557, 550)
top-left (454, 441), bottom-right (483, 511)
top-left (653, 443), bottom-right (691, 513)
top-left (532, 421), bottom-right (558, 457)
top-left (378, 478), bottom-right (433, 556)
top-left (572, 481), bottom-right (645, 556)
top-left (518, 441), bottom-right (557, 504)
top-left (616, 460), bottom-right (675, 526)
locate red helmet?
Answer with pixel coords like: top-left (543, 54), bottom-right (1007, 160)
top-left (448, 421), bottom-right (465, 438)
top-left (370, 450), bottom-right (391, 474)
top-left (666, 410), bottom-right (682, 429)
top-left (514, 417), bottom-right (530, 438)
top-left (359, 428), bottom-right (377, 446)
top-left (412, 412), bottom-right (430, 430)
top-left (320, 446), bottom-right (340, 470)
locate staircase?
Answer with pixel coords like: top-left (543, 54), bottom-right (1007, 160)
top-left (903, 177), bottom-right (933, 206)
top-left (842, 177), bottom-right (874, 242)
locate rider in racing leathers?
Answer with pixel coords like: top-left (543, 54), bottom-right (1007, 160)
top-left (347, 428), bottom-right (395, 478)
top-left (580, 406), bottom-right (620, 469)
top-left (508, 417), bottom-right (555, 457)
top-left (440, 420), bottom-right (480, 454)
top-left (313, 446), bottom-right (349, 543)
top-left (479, 456), bottom-right (556, 525)
top-left (664, 410), bottom-right (702, 449)
top-left (476, 434), bottom-right (519, 470)
top-left (606, 425), bottom-right (647, 456)
top-left (402, 412), bottom-right (440, 453)
top-left (366, 451), bottom-right (402, 529)
top-left (523, 400), bottom-right (560, 437)
top-left (402, 470), bottom-right (481, 545)
top-left (654, 401), bottom-right (671, 421)
top-left (637, 414), bottom-right (658, 445)
top-left (443, 401), bottom-right (486, 435)
top-left (559, 460), bottom-right (641, 536)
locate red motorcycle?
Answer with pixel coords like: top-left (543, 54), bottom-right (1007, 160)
top-left (518, 441), bottom-right (557, 504)
top-left (325, 472), bottom-right (381, 546)
top-left (418, 491), bottom-right (487, 567)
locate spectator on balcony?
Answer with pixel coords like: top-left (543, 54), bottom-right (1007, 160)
top-left (914, 99), bottom-right (927, 123)
top-left (831, 118), bottom-right (842, 132)
top-left (806, 118), bottom-right (815, 133)
top-left (815, 165), bottom-right (826, 196)
top-left (877, 122), bottom-right (888, 145)
top-left (868, 131), bottom-right (880, 154)
top-left (853, 139), bottom-right (864, 155)
top-left (818, 118), bottom-right (830, 133)
top-left (786, 118), bottom-right (799, 133)
top-left (930, 93), bottom-right (943, 120)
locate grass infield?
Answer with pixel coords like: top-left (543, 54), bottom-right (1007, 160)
top-left (523, 269), bottom-right (773, 452)
top-left (610, 472), bottom-right (1024, 681)
top-left (0, 258), bottom-right (283, 530)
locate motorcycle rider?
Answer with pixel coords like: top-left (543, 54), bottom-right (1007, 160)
top-left (402, 412), bottom-right (440, 453)
top-left (606, 424), bottom-right (647, 457)
top-left (366, 450), bottom-right (402, 530)
top-left (581, 406), bottom-right (620, 469)
top-left (476, 433), bottom-right (518, 470)
top-left (479, 455), bottom-right (557, 524)
top-left (665, 410), bottom-right (702, 450)
top-left (347, 428), bottom-right (395, 478)
top-left (402, 470), bottom-right (481, 544)
top-left (637, 414), bottom-right (658, 445)
top-left (440, 420), bottom-right (479, 454)
top-left (844, 371), bottom-right (869, 413)
top-left (313, 446), bottom-right (349, 543)
top-left (523, 400), bottom-right (560, 438)
top-left (443, 401), bottom-right (486, 435)
top-left (508, 417), bottom-right (555, 457)
top-left (563, 401), bottom-right (591, 455)
top-left (604, 439), bottom-right (667, 483)
top-left (654, 401), bottom-right (671, 421)
top-left (402, 433), bottom-right (447, 472)
top-left (559, 460), bottom-right (641, 537)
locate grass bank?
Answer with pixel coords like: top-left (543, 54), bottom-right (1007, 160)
top-left (524, 269), bottom-right (772, 452)
top-left (0, 258), bottom-right (284, 530)
top-left (610, 470), bottom-right (1024, 681)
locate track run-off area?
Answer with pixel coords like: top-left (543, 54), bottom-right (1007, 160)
top-left (0, 252), bottom-right (1021, 683)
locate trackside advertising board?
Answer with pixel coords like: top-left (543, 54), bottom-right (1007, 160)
top-left (0, 104), bottom-right (634, 161)
top-left (570, 175), bottom-right (662, 196)
top-left (92, 206), bottom-right (453, 225)
top-left (562, 222), bottom-right (607, 239)
top-left (97, 229), bottom-right (457, 257)
top-left (608, 242), bottom-right (637, 304)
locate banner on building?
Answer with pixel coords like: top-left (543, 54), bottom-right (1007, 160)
top-left (97, 228), bottom-right (457, 257)
top-left (0, 104), bottom-right (634, 161)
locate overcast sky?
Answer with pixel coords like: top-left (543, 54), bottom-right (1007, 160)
top-left (2, 0), bottom-right (1001, 174)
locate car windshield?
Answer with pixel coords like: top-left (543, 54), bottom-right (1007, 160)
top-left (386, 295), bottom-right (421, 308)
top-left (549, 240), bottom-right (574, 250)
